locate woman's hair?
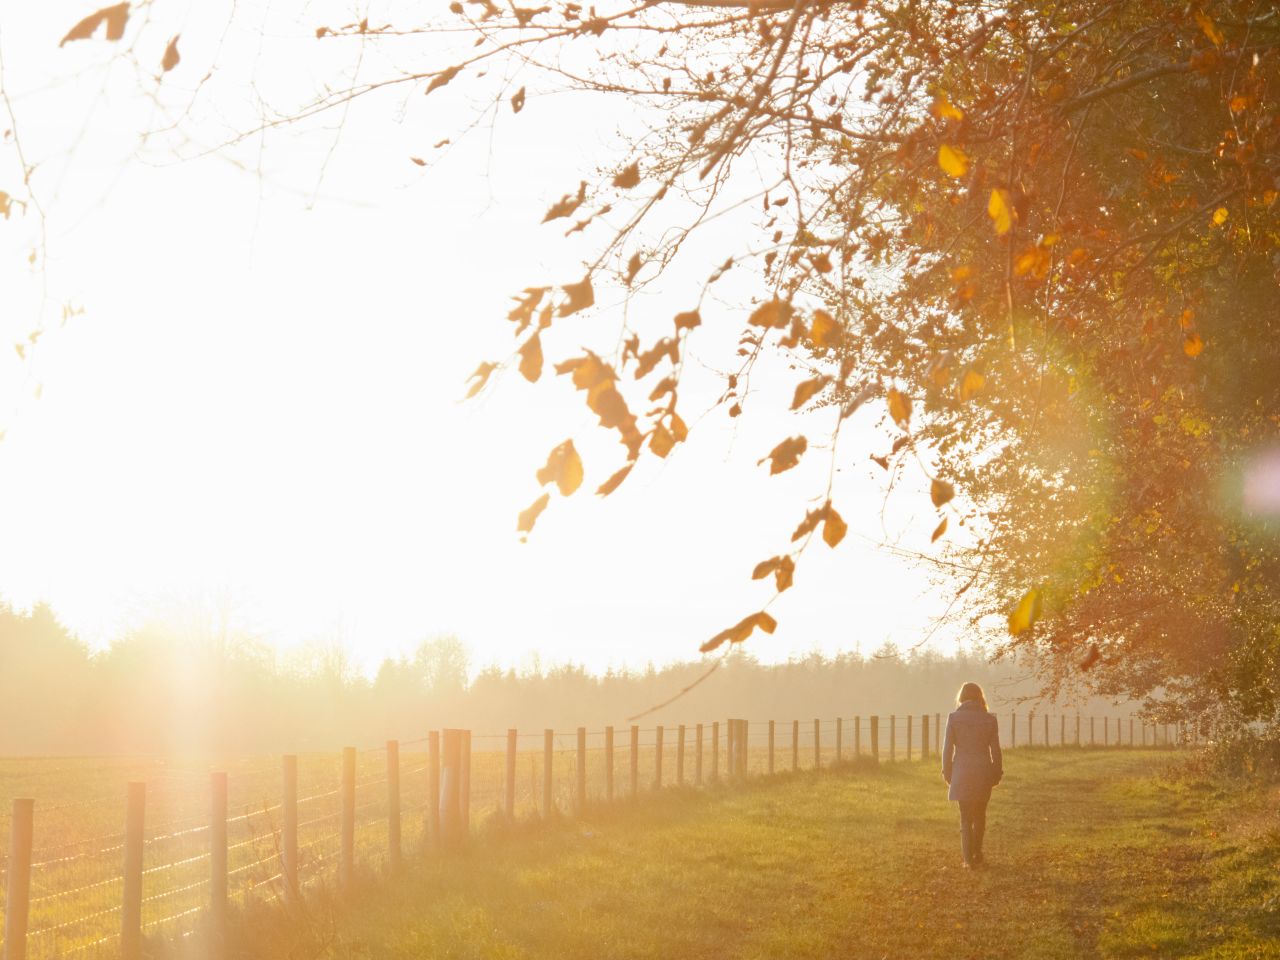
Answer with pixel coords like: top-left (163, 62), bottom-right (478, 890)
top-left (956, 681), bottom-right (988, 711)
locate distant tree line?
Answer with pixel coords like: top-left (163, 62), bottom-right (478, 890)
top-left (0, 603), bottom-right (1130, 756)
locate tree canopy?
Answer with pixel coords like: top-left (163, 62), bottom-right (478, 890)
top-left (37, 0), bottom-right (1280, 728)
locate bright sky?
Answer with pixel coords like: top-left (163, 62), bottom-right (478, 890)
top-left (0, 1), bottom-right (970, 675)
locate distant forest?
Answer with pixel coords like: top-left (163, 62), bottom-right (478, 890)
top-left (0, 604), bottom-right (1133, 756)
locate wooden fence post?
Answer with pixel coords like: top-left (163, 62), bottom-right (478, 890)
top-left (711, 722), bottom-right (720, 782)
top-left (122, 781), bottom-right (145, 960)
top-left (506, 729), bottom-right (518, 820)
top-left (605, 726), bottom-right (614, 802)
top-left (935, 714), bottom-right (941, 755)
top-left (340, 747), bottom-right (356, 887)
top-left (440, 730), bottom-right (462, 848)
top-left (836, 717), bottom-right (843, 763)
top-left (814, 719), bottom-right (821, 770)
top-left (1090, 716), bottom-right (1096, 747)
top-left (854, 715), bottom-right (862, 758)
top-left (1103, 718), bottom-right (1109, 748)
top-left (428, 731), bottom-right (440, 847)
top-left (1027, 712), bottom-right (1034, 747)
top-left (3, 798), bottom-right (33, 960)
top-left (655, 725), bottom-right (664, 790)
top-left (577, 727), bottom-right (587, 814)
top-left (282, 755), bottom-right (298, 906)
top-left (906, 715), bottom-right (914, 761)
top-left (870, 716), bottom-right (880, 762)
top-left (738, 720), bottom-right (748, 776)
top-left (921, 714), bottom-right (930, 759)
top-left (695, 723), bottom-right (704, 785)
top-left (387, 740), bottom-right (402, 869)
top-left (767, 720), bottom-right (775, 774)
top-left (1060, 714), bottom-right (1066, 746)
top-left (677, 725), bottom-right (686, 786)
top-left (630, 725), bottom-right (640, 796)
top-left (210, 771), bottom-right (228, 936)
top-left (726, 719), bottom-right (736, 780)
top-left (791, 719), bottom-right (800, 771)
top-left (889, 715), bottom-right (896, 762)
top-left (543, 729), bottom-right (555, 816)
top-left (1075, 713), bottom-right (1081, 746)
top-left (466, 739), bottom-right (480, 821)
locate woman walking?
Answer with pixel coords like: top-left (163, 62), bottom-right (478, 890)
top-left (941, 682), bottom-right (1003, 867)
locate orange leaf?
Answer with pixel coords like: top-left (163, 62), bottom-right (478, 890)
top-left (60, 3), bottom-right (130, 45)
top-left (887, 388), bottom-right (912, 429)
top-left (161, 35), bottom-right (180, 72)
top-left (1079, 644), bottom-right (1101, 671)
top-left (674, 310), bottom-right (702, 331)
top-left (1184, 333), bottom-right (1204, 357)
top-left (518, 333), bottom-right (543, 382)
top-left (822, 504), bottom-right (846, 548)
top-left (748, 299), bottom-right (793, 330)
top-left (988, 189), bottom-right (1013, 235)
top-left (612, 162), bottom-right (640, 189)
top-left (517, 493), bottom-right (550, 538)
top-left (930, 478), bottom-right (955, 508)
top-left (930, 93), bottom-right (964, 121)
top-left (931, 517), bottom-right (948, 542)
top-left (1194, 10), bottom-right (1224, 47)
top-left (959, 370), bottom-right (985, 402)
top-left (649, 423), bottom-right (675, 458)
top-left (791, 376), bottom-right (830, 410)
top-left (596, 463), bottom-right (633, 497)
top-left (760, 436), bottom-right (807, 474)
top-left (938, 144), bottom-right (968, 178)
top-left (558, 275), bottom-right (595, 316)
top-left (464, 361), bottom-right (497, 399)
top-left (809, 309), bottom-right (839, 349)
top-left (700, 612), bottom-right (778, 653)
top-left (536, 439), bottom-right (583, 496)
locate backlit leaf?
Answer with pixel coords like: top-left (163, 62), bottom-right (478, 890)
top-left (649, 423), bottom-right (675, 458)
top-left (1194, 10), bottom-right (1224, 47)
top-left (517, 492), bottom-right (550, 537)
top-left (870, 454), bottom-right (889, 471)
top-left (809, 309), bottom-right (839, 348)
top-left (822, 505), bottom-right (846, 548)
top-left (511, 86), bottom-right (526, 113)
top-left (959, 370), bottom-right (985, 401)
top-left (536, 439), bottom-right (583, 496)
top-left (1007, 588), bottom-right (1043, 636)
top-left (887, 388), bottom-right (912, 429)
top-left (612, 162), bottom-right (640, 189)
top-left (752, 555), bottom-right (795, 592)
top-left (669, 411), bottom-right (688, 442)
top-left (674, 310), bottom-right (701, 331)
top-left (931, 517), bottom-right (948, 542)
top-left (930, 92), bottom-right (964, 121)
top-left (596, 463), bottom-right (633, 496)
top-left (938, 144), bottom-right (968, 178)
top-left (1079, 644), bottom-right (1101, 671)
top-left (161, 35), bottom-right (180, 72)
top-left (791, 376), bottom-right (829, 410)
top-left (1184, 333), bottom-right (1204, 357)
top-left (464, 361), bottom-right (497, 399)
top-left (930, 478), bottom-right (955, 508)
top-left (748, 298), bottom-right (793, 329)
top-left (518, 333), bottom-right (543, 382)
top-left (700, 611), bottom-right (778, 653)
top-left (60, 3), bottom-right (130, 45)
top-left (988, 189), bottom-right (1013, 235)
top-left (625, 253), bottom-right (643, 285)
top-left (760, 436), bottom-right (807, 475)
top-left (1211, 206), bottom-right (1229, 226)
top-left (558, 275), bottom-right (594, 316)
top-left (425, 65), bottom-right (461, 94)
top-left (543, 182), bottom-right (587, 223)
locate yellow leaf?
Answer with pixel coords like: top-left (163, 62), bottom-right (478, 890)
top-left (931, 517), bottom-right (948, 542)
top-left (748, 298), bottom-right (793, 329)
top-left (535, 439), bottom-right (583, 496)
top-left (1007, 588), bottom-right (1043, 636)
top-left (759, 436), bottom-right (807, 474)
top-left (669, 411), bottom-right (689, 442)
top-left (988, 189), bottom-right (1013, 235)
top-left (464, 361), bottom-right (497, 399)
top-left (518, 333), bottom-right (543, 382)
top-left (700, 612), bottom-right (778, 653)
top-left (650, 423), bottom-right (675, 458)
top-left (1179, 308), bottom-right (1195, 330)
top-left (930, 93), bottom-right (964, 121)
top-left (887, 388), bottom-right (912, 429)
top-left (595, 463), bottom-right (633, 497)
top-left (1194, 10), bottom-right (1224, 47)
top-left (809, 309), bottom-right (839, 349)
top-left (752, 556), bottom-right (795, 593)
top-left (791, 376), bottom-right (830, 410)
top-left (938, 144), bottom-right (968, 178)
top-left (930, 478), bottom-right (955, 508)
top-left (822, 504), bottom-right (846, 548)
top-left (1211, 207), bottom-right (1229, 226)
top-left (517, 493), bottom-right (550, 538)
top-left (959, 370), bottom-right (985, 402)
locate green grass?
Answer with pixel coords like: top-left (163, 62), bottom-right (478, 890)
top-left (215, 749), bottom-right (1280, 960)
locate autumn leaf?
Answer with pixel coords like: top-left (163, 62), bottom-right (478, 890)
top-left (870, 454), bottom-right (889, 471)
top-left (791, 376), bottom-right (829, 410)
top-left (760, 436), bottom-right (807, 475)
top-left (748, 298), bottom-right (793, 330)
top-left (1211, 206), bottom-right (1229, 226)
top-left (930, 92), bottom-right (964, 121)
top-left (558, 275), bottom-right (594, 316)
top-left (649, 423), bottom-right (675, 458)
top-left (959, 370), bottom-right (985, 401)
top-left (161, 35), bottom-right (180, 72)
top-left (510, 87), bottom-right (526, 113)
top-left (674, 310), bottom-right (701, 331)
top-left (988, 189), bottom-right (1013, 235)
top-left (60, 3), bottom-right (130, 45)
top-left (426, 65), bottom-right (461, 94)
top-left (464, 361), bottom-right (497, 399)
top-left (596, 463), bottom-right (633, 496)
top-left (669, 411), bottom-right (688, 442)
top-left (887, 387), bottom-right (912, 429)
top-left (543, 182), bottom-right (587, 223)
top-left (752, 555), bottom-right (795, 593)
top-left (536, 439), bottom-right (583, 496)
top-left (625, 253), bottom-right (643, 285)
top-left (938, 144), bottom-right (968, 178)
top-left (931, 517), bottom-right (948, 542)
top-left (809, 309), bottom-right (839, 348)
top-left (1194, 10), bottom-right (1224, 47)
top-left (1007, 588), bottom-right (1043, 636)
top-left (1079, 644), bottom-right (1101, 671)
top-left (517, 492), bottom-right (550, 538)
top-left (700, 611), bottom-right (778, 653)
top-left (822, 504), bottom-right (846, 548)
top-left (612, 162), bottom-right (640, 189)
top-left (1184, 333), bottom-right (1204, 357)
top-left (930, 478), bottom-right (955, 508)
top-left (518, 333), bottom-right (543, 382)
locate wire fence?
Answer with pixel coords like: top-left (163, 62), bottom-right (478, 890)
top-left (0, 712), bottom-right (1194, 958)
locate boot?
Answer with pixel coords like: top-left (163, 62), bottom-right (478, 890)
top-left (971, 820), bottom-right (985, 866)
top-left (960, 818), bottom-right (973, 866)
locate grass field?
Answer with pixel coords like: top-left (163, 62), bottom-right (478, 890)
top-left (216, 748), bottom-right (1280, 960)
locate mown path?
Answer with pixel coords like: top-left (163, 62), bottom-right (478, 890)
top-left (239, 749), bottom-right (1280, 960)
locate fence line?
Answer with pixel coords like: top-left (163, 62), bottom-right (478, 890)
top-left (0, 712), bottom-right (1194, 959)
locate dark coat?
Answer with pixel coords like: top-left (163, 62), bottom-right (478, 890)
top-left (942, 700), bottom-right (1003, 802)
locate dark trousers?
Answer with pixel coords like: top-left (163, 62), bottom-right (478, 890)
top-left (958, 798), bottom-right (989, 863)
